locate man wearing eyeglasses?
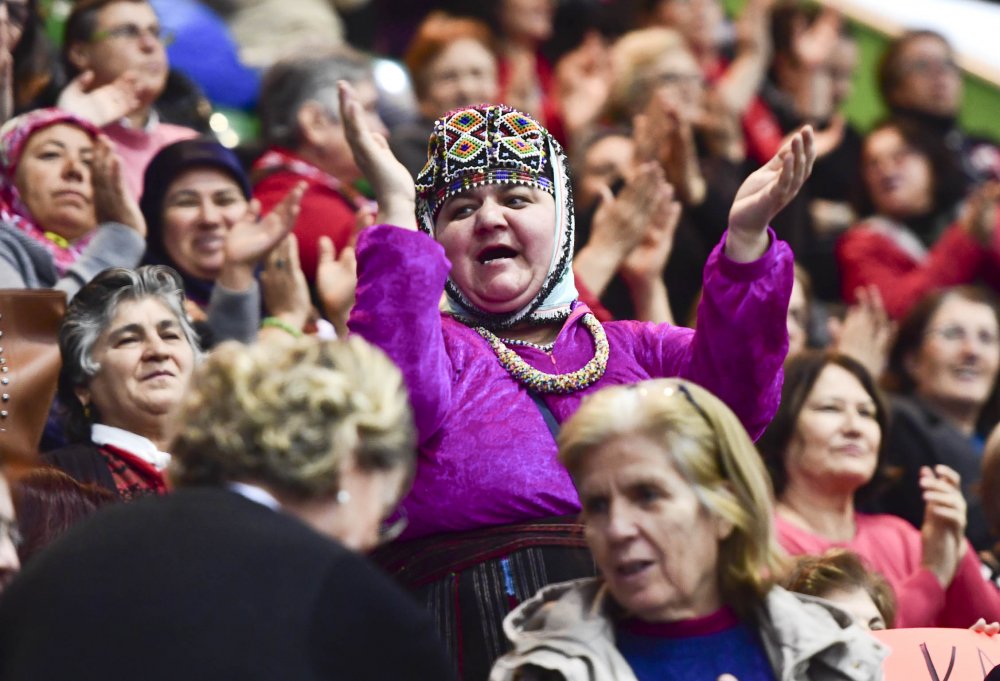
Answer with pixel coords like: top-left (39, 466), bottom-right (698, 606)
top-left (60, 0), bottom-right (197, 198)
top-left (0, 469), bottom-right (20, 595)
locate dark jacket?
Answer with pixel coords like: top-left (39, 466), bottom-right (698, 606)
top-left (0, 487), bottom-right (456, 681)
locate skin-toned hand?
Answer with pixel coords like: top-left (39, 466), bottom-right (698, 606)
top-left (0, 24), bottom-right (12, 124)
top-left (830, 285), bottom-right (894, 380)
top-left (574, 163), bottom-right (673, 297)
top-left (960, 180), bottom-right (1000, 248)
top-left (696, 87), bottom-right (746, 164)
top-left (91, 135), bottom-right (146, 237)
top-left (620, 192), bottom-right (682, 288)
top-left (316, 235), bottom-right (357, 338)
top-left (555, 31), bottom-right (612, 138)
top-left (634, 91), bottom-right (706, 205)
top-left (792, 8), bottom-right (843, 71)
top-left (338, 80), bottom-right (417, 230)
top-left (971, 618), bottom-right (1000, 636)
top-left (57, 70), bottom-right (143, 128)
top-left (726, 126), bottom-right (816, 262)
top-left (260, 233), bottom-right (312, 332)
top-left (216, 182), bottom-right (305, 292)
top-left (920, 465), bottom-right (968, 589)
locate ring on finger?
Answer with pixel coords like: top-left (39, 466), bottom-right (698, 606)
top-left (274, 258), bottom-right (287, 269)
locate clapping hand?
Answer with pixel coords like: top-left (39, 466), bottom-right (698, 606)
top-left (920, 465), bottom-right (968, 589)
top-left (260, 233), bottom-right (312, 333)
top-left (91, 135), bottom-right (145, 237)
top-left (338, 81), bottom-right (416, 230)
top-left (57, 70), bottom-right (143, 127)
top-left (316, 235), bottom-right (357, 338)
top-left (727, 126), bottom-right (815, 262)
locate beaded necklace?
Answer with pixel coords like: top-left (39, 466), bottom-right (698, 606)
top-left (499, 336), bottom-right (556, 353)
top-left (475, 313), bottom-right (609, 394)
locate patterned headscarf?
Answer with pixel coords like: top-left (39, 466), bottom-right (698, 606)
top-left (0, 108), bottom-right (102, 274)
top-left (415, 104), bottom-right (578, 331)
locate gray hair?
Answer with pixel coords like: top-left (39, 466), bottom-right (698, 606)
top-left (258, 48), bottom-right (373, 149)
top-left (57, 266), bottom-right (202, 442)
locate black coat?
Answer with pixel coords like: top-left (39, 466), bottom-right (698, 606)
top-left (0, 487), bottom-right (456, 681)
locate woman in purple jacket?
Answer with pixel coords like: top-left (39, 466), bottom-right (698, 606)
top-left (339, 82), bottom-right (814, 680)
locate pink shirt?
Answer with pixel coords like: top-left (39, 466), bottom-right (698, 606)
top-left (104, 119), bottom-right (198, 199)
top-left (776, 512), bottom-right (1000, 628)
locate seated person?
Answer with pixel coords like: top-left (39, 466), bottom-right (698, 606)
top-left (0, 108), bottom-right (145, 296)
top-left (785, 548), bottom-right (896, 630)
top-left (759, 351), bottom-right (1000, 627)
top-left (0, 336), bottom-right (456, 681)
top-left (340, 79), bottom-right (814, 678)
top-left (879, 286), bottom-right (1000, 551)
top-left (45, 266), bottom-right (200, 500)
top-left (490, 378), bottom-right (887, 680)
top-left (140, 138), bottom-right (303, 345)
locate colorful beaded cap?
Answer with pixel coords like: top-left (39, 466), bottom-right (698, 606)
top-left (475, 313), bottom-right (609, 394)
top-left (415, 105), bottom-right (554, 221)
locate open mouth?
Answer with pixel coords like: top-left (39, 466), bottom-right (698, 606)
top-left (477, 245), bottom-right (518, 264)
top-left (616, 560), bottom-right (654, 578)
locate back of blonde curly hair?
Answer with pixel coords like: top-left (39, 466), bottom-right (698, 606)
top-left (170, 336), bottom-right (416, 501)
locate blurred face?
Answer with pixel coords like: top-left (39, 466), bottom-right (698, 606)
top-left (420, 38), bottom-right (498, 119)
top-left (889, 35), bottom-right (962, 117)
top-left (0, 473), bottom-right (20, 594)
top-left (645, 50), bottom-right (705, 122)
top-left (822, 587), bottom-right (887, 631)
top-left (77, 298), bottom-right (195, 436)
top-left (787, 275), bottom-right (808, 357)
top-left (15, 123), bottom-right (96, 240)
top-left (162, 167), bottom-right (248, 280)
top-left (785, 364), bottom-right (881, 496)
top-left (830, 37), bottom-right (859, 108)
top-left (861, 127), bottom-right (933, 219)
top-left (650, 0), bottom-right (722, 53)
top-left (68, 1), bottom-right (169, 104)
top-left (908, 295), bottom-right (1000, 419)
top-left (578, 432), bottom-right (726, 622)
top-left (324, 464), bottom-right (408, 552)
top-left (435, 184), bottom-right (556, 314)
top-left (499, 0), bottom-right (555, 43)
top-left (577, 134), bottom-right (635, 211)
top-left (308, 81), bottom-right (385, 182)
top-left (0, 0), bottom-right (29, 53)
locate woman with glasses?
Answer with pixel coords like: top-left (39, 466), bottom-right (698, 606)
top-left (491, 378), bottom-right (886, 680)
top-left (877, 286), bottom-right (1000, 552)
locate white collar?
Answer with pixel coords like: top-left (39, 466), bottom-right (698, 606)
top-left (116, 108), bottom-right (159, 132)
top-left (90, 423), bottom-right (172, 471)
top-left (226, 482), bottom-right (282, 511)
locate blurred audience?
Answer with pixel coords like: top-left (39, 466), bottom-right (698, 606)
top-left (879, 286), bottom-right (1000, 551)
top-left (60, 0), bottom-right (198, 197)
top-left (0, 108), bottom-right (146, 296)
top-left (0, 469), bottom-right (19, 594)
top-left (491, 378), bottom-right (886, 680)
top-left (759, 351), bottom-right (1000, 627)
top-left (140, 137), bottom-right (303, 345)
top-left (254, 49), bottom-right (381, 285)
top-left (0, 0), bottom-right (64, 123)
top-left (45, 266), bottom-right (200, 500)
top-left (0, 336), bottom-right (456, 681)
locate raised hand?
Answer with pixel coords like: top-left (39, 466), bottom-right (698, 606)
top-left (260, 233), bottom-right (312, 333)
top-left (960, 180), bottom-right (1000, 248)
top-left (555, 31), bottom-right (611, 138)
top-left (316, 235), bottom-right (357, 338)
top-left (91, 135), bottom-right (146, 237)
top-left (971, 618), bottom-right (1000, 636)
top-left (57, 70), bottom-right (142, 127)
top-left (727, 126), bottom-right (815, 262)
top-left (920, 465), bottom-right (968, 589)
top-left (830, 285), bottom-right (894, 380)
top-left (620, 188), bottom-right (682, 288)
top-left (338, 80), bottom-right (416, 230)
top-left (634, 91), bottom-right (705, 205)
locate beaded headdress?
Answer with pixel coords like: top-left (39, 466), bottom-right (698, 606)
top-left (415, 104), bottom-right (578, 331)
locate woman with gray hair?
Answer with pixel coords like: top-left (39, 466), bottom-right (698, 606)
top-left (44, 265), bottom-right (200, 500)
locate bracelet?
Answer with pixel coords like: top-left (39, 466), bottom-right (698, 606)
top-left (261, 316), bottom-right (303, 338)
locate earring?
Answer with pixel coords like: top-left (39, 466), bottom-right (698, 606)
top-left (83, 404), bottom-right (91, 420)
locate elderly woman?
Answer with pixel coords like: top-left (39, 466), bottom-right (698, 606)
top-left (44, 266), bottom-right (200, 500)
top-left (140, 138), bottom-right (303, 345)
top-left (759, 351), bottom-right (1000, 628)
top-left (391, 11), bottom-right (499, 177)
top-left (0, 108), bottom-right (145, 296)
top-left (341, 77), bottom-right (812, 678)
top-left (490, 378), bottom-right (886, 680)
top-left (878, 286), bottom-right (1000, 551)
top-left (0, 336), bottom-right (456, 680)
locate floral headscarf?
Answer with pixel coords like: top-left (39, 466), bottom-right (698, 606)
top-left (415, 104), bottom-right (578, 332)
top-left (0, 108), bottom-right (102, 274)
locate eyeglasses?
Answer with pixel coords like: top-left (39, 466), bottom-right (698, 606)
top-left (926, 324), bottom-right (1000, 347)
top-left (91, 23), bottom-right (175, 46)
top-left (0, 517), bottom-right (22, 549)
top-left (645, 71), bottom-right (705, 90)
top-left (631, 380), bottom-right (711, 423)
top-left (900, 57), bottom-right (959, 76)
top-left (1, 0), bottom-right (30, 30)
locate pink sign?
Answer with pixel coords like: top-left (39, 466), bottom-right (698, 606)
top-left (872, 628), bottom-right (1000, 680)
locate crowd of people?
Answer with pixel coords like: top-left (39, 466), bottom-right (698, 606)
top-left (2, 0), bottom-right (1000, 679)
